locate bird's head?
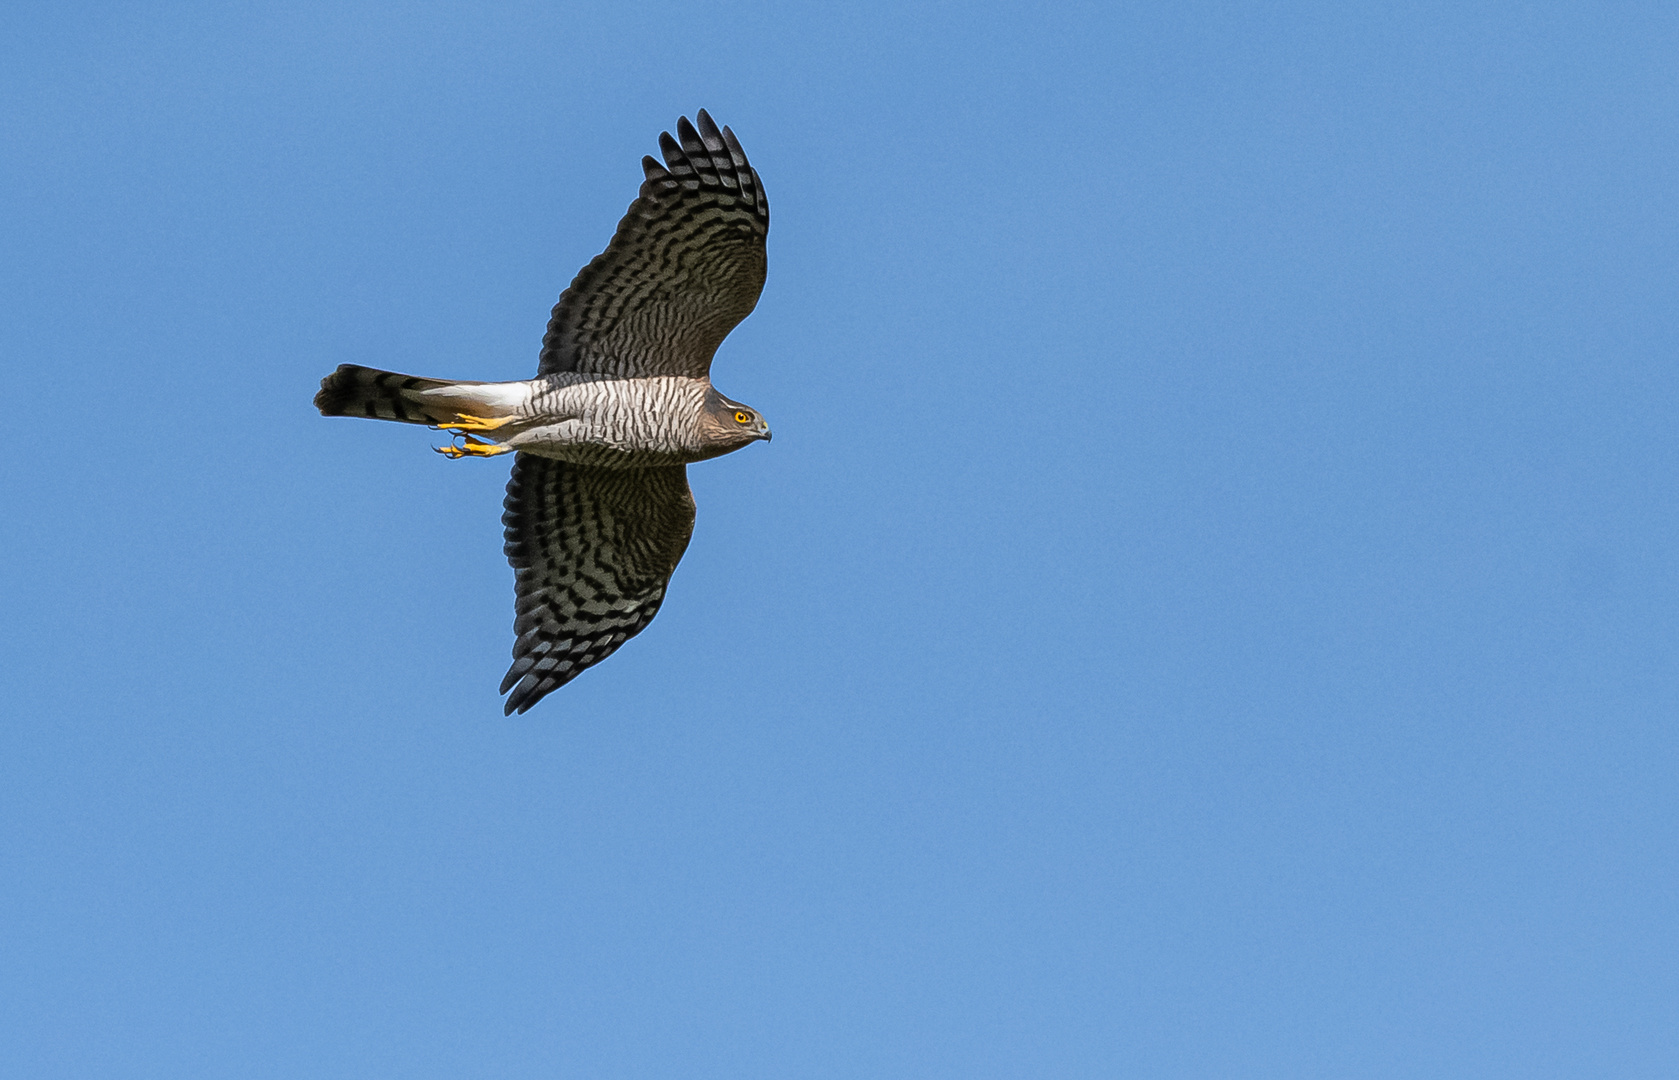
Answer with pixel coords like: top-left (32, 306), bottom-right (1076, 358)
top-left (698, 387), bottom-right (772, 454)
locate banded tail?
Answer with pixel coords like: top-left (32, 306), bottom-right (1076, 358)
top-left (314, 364), bottom-right (520, 426)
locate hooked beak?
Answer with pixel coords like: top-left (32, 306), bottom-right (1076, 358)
top-left (759, 423), bottom-right (773, 442)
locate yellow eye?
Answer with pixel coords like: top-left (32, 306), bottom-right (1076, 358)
top-left (735, 411), bottom-right (750, 424)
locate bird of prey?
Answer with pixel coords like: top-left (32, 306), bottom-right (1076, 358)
top-left (315, 110), bottom-right (772, 714)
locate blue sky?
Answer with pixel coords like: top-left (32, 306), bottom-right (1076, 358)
top-left (3, 1), bottom-right (1677, 1076)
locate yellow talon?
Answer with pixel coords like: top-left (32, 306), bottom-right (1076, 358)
top-left (433, 413), bottom-right (514, 433)
top-left (435, 434), bottom-right (513, 459)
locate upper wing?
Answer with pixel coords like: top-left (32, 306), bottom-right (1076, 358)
top-left (537, 110), bottom-right (769, 379)
top-left (499, 454), bottom-right (697, 714)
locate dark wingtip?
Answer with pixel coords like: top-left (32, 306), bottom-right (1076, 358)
top-left (675, 114), bottom-right (702, 152)
top-left (500, 664), bottom-right (549, 715)
top-left (695, 109), bottom-right (724, 148)
top-left (502, 675), bottom-right (556, 716)
top-left (657, 130), bottom-right (684, 171)
top-left (720, 124), bottom-right (746, 165)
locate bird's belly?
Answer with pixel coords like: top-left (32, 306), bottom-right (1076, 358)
top-left (506, 420), bottom-right (700, 467)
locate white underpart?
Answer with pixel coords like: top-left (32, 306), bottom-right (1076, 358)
top-left (416, 381), bottom-right (532, 411)
top-left (432, 372), bottom-right (716, 466)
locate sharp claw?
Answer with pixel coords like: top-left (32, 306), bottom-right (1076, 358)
top-left (434, 433), bottom-right (510, 459)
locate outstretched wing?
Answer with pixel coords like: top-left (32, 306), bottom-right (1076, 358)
top-left (500, 454), bottom-right (697, 714)
top-left (538, 110), bottom-right (769, 379)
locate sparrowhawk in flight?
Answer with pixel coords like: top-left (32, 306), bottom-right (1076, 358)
top-left (315, 110), bottom-right (773, 714)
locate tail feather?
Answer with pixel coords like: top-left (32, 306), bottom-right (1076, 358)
top-left (314, 364), bottom-right (497, 426)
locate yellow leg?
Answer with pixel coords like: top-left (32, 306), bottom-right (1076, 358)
top-left (433, 413), bottom-right (514, 433)
top-left (435, 434), bottom-right (513, 459)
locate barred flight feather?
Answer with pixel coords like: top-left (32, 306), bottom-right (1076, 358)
top-left (539, 108), bottom-right (769, 379)
top-left (499, 454), bottom-right (696, 714)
